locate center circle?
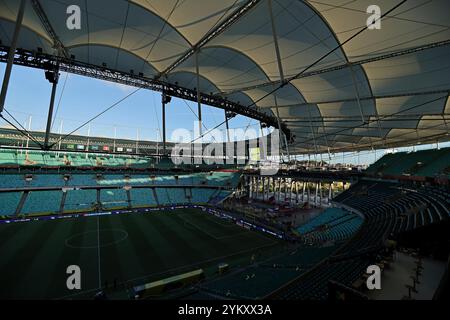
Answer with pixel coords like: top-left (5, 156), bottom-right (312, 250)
top-left (65, 229), bottom-right (129, 249)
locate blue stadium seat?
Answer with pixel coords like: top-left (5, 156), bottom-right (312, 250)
top-left (0, 192), bottom-right (22, 216)
top-left (64, 189), bottom-right (97, 212)
top-left (21, 191), bottom-right (62, 215)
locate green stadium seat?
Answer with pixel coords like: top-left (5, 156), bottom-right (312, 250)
top-left (0, 192), bottom-right (22, 216)
top-left (21, 190), bottom-right (62, 215)
top-left (64, 189), bottom-right (97, 212)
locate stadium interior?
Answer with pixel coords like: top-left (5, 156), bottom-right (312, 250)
top-left (0, 0), bottom-right (449, 301)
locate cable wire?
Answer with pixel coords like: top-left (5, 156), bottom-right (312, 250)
top-left (51, 71), bottom-right (69, 131)
top-left (0, 113), bottom-right (43, 148)
top-left (49, 87), bottom-right (142, 149)
top-left (246, 0), bottom-right (408, 109)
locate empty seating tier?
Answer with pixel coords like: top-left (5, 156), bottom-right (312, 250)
top-left (0, 172), bottom-right (240, 217)
top-left (365, 147), bottom-right (450, 178)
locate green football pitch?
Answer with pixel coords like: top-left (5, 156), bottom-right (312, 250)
top-left (0, 209), bottom-right (281, 299)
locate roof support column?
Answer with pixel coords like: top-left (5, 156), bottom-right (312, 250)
top-left (162, 93), bottom-right (167, 156)
top-left (315, 182), bottom-right (319, 207)
top-left (261, 177), bottom-right (266, 202)
top-left (162, 98), bottom-right (166, 156)
top-left (289, 178), bottom-right (293, 204)
top-left (307, 105), bottom-right (319, 155)
top-left (307, 182), bottom-right (311, 203)
top-left (256, 176), bottom-right (260, 199)
top-left (268, 0), bottom-right (290, 161)
top-left (259, 122), bottom-right (265, 160)
top-left (277, 177), bottom-right (281, 203)
top-left (225, 111), bottom-right (230, 143)
top-left (319, 182), bottom-right (323, 206)
top-left (328, 182), bottom-right (333, 205)
top-left (0, 0), bottom-right (27, 113)
top-left (349, 64), bottom-right (384, 146)
top-left (195, 50), bottom-right (202, 138)
top-left (350, 65), bottom-right (377, 141)
top-left (302, 181), bottom-right (306, 203)
top-left (44, 68), bottom-right (60, 149)
top-left (262, 177), bottom-right (266, 201)
top-left (273, 95), bottom-right (290, 161)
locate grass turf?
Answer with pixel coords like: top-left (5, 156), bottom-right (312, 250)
top-left (0, 209), bottom-right (281, 299)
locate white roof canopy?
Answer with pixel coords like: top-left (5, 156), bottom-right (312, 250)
top-left (1, 0), bottom-right (449, 154)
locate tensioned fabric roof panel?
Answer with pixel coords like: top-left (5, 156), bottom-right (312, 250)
top-left (0, 0), bottom-right (449, 154)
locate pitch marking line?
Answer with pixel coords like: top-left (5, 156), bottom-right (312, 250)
top-left (64, 229), bottom-right (129, 249)
top-left (176, 211), bottom-right (235, 228)
top-left (201, 213), bottom-right (236, 228)
top-left (177, 213), bottom-right (250, 240)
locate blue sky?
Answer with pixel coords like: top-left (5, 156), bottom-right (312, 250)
top-left (0, 63), bottom-right (449, 165)
top-left (0, 63), bottom-right (263, 143)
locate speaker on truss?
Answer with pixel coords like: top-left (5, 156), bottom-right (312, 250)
top-left (45, 70), bottom-right (58, 84)
top-left (162, 93), bottom-right (172, 104)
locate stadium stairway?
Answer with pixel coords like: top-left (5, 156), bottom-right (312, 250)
top-left (267, 178), bottom-right (449, 300)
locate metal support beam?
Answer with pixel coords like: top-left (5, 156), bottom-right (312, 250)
top-left (268, 0), bottom-right (284, 82)
top-left (0, 0), bottom-right (26, 113)
top-left (277, 178), bottom-right (280, 201)
top-left (328, 182), bottom-right (333, 204)
top-left (195, 50), bottom-right (202, 137)
top-left (264, 177), bottom-right (267, 199)
top-left (278, 178), bottom-right (282, 202)
top-left (261, 177), bottom-right (264, 201)
top-left (308, 183), bottom-right (311, 203)
top-left (251, 176), bottom-right (255, 199)
top-left (156, 0), bottom-right (261, 79)
top-left (268, 0), bottom-right (290, 160)
top-left (221, 39), bottom-right (450, 95)
top-left (315, 182), bottom-right (319, 207)
top-left (272, 177), bottom-right (276, 199)
top-left (256, 176), bottom-right (260, 199)
top-left (289, 179), bottom-right (293, 204)
top-left (302, 181), bottom-right (306, 203)
top-left (283, 114), bottom-right (450, 122)
top-left (31, 0), bottom-right (69, 58)
top-left (271, 177), bottom-right (274, 199)
top-left (0, 45), bottom-right (290, 137)
top-left (261, 176), bottom-right (264, 201)
top-left (264, 177), bottom-right (267, 200)
top-left (307, 104), bottom-right (319, 155)
top-left (225, 111), bottom-right (231, 143)
top-left (319, 182), bottom-right (323, 206)
top-left (44, 70), bottom-right (59, 149)
top-left (162, 94), bottom-right (167, 156)
top-left (349, 64), bottom-right (384, 146)
top-left (265, 89), bottom-right (450, 110)
top-left (259, 122), bottom-right (270, 162)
